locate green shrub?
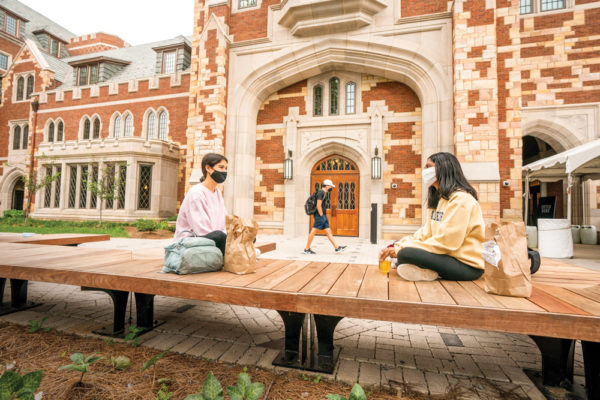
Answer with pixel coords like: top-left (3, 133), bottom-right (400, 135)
top-left (3, 209), bottom-right (25, 218)
top-left (0, 369), bottom-right (43, 399)
top-left (134, 219), bottom-right (158, 232)
top-left (167, 214), bottom-right (178, 222)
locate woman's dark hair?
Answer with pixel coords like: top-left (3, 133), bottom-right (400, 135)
top-left (200, 153), bottom-right (228, 182)
top-left (427, 152), bottom-right (477, 209)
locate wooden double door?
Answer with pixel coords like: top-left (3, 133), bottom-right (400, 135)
top-left (310, 155), bottom-right (359, 237)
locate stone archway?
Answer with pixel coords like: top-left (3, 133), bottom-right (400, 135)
top-left (224, 37), bottom-right (453, 221)
top-left (0, 168), bottom-right (26, 214)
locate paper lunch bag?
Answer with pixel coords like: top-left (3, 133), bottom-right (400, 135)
top-left (224, 215), bottom-right (258, 274)
top-left (484, 221), bottom-right (532, 298)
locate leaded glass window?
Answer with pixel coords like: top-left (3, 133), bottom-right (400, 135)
top-left (239, 0), bottom-right (257, 9)
top-left (90, 165), bottom-right (98, 209)
top-left (50, 39), bottom-right (59, 57)
top-left (54, 167), bottom-right (61, 208)
top-left (346, 82), bottom-right (356, 114)
top-left (22, 125), bottom-right (28, 149)
top-left (350, 182), bottom-right (356, 210)
top-left (68, 166), bottom-right (77, 208)
top-left (92, 118), bottom-right (100, 139)
top-left (16, 76), bottom-right (24, 101)
top-left (57, 121), bottom-right (64, 142)
top-left (338, 185), bottom-right (343, 209)
top-left (44, 166), bottom-right (52, 208)
top-left (13, 126), bottom-right (20, 150)
top-left (343, 182), bottom-right (349, 209)
top-left (146, 111), bottom-right (156, 139)
top-left (541, 0), bottom-right (565, 11)
top-left (316, 157), bottom-right (356, 171)
top-left (313, 85), bottom-right (323, 116)
top-left (79, 165), bottom-right (88, 208)
top-left (163, 51), bottom-right (176, 74)
top-left (105, 164), bottom-right (115, 209)
top-left (519, 0), bottom-right (533, 14)
top-left (6, 15), bottom-right (17, 36)
top-left (118, 165), bottom-right (127, 209)
top-left (83, 118), bottom-right (90, 140)
top-left (113, 116), bottom-right (121, 138)
top-left (124, 114), bottom-right (133, 137)
top-left (138, 165), bottom-right (152, 210)
top-left (78, 66), bottom-right (88, 86)
top-left (158, 111), bottom-right (168, 140)
top-left (26, 76), bottom-right (33, 99)
top-left (90, 64), bottom-right (98, 85)
top-left (48, 122), bottom-right (55, 142)
top-left (329, 77), bottom-right (339, 115)
top-left (0, 54), bottom-right (7, 70)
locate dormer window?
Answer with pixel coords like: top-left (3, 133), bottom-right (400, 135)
top-left (77, 64), bottom-right (99, 86)
top-left (162, 51), bottom-right (176, 74)
top-left (50, 38), bottom-right (59, 57)
top-left (5, 14), bottom-right (18, 36)
top-left (0, 54), bottom-right (7, 70)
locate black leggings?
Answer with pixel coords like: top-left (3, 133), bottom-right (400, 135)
top-left (201, 231), bottom-right (227, 256)
top-left (397, 247), bottom-right (484, 281)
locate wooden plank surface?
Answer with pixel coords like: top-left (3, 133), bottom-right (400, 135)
top-left (301, 263), bottom-right (348, 294)
top-left (389, 274), bottom-right (421, 302)
top-left (473, 279), bottom-right (544, 311)
top-left (247, 261), bottom-right (310, 290)
top-left (535, 283), bottom-right (600, 316)
top-left (528, 287), bottom-right (590, 315)
top-left (225, 259), bottom-right (294, 287)
top-left (415, 281), bottom-right (456, 305)
top-left (441, 281), bottom-right (481, 306)
top-left (273, 262), bottom-right (329, 292)
top-left (328, 264), bottom-right (367, 297)
top-left (357, 265), bottom-right (389, 300)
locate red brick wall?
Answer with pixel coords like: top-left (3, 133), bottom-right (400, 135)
top-left (401, 0), bottom-right (449, 17)
top-left (67, 33), bottom-right (128, 56)
top-left (0, 37), bottom-right (23, 73)
top-left (229, 0), bottom-right (280, 42)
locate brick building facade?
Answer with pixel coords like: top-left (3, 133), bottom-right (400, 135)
top-left (1, 0), bottom-right (599, 238)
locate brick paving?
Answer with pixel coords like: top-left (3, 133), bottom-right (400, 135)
top-left (2, 236), bottom-right (598, 398)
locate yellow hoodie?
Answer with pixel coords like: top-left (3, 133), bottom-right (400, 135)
top-left (393, 191), bottom-right (485, 270)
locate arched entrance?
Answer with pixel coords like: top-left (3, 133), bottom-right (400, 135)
top-left (12, 179), bottom-right (24, 210)
top-left (310, 155), bottom-right (359, 236)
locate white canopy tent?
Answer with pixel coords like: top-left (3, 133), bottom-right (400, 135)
top-left (522, 139), bottom-right (600, 225)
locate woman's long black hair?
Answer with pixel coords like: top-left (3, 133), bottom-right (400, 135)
top-left (200, 153), bottom-right (228, 182)
top-left (427, 152), bottom-right (477, 209)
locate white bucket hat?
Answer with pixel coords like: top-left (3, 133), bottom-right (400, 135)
top-left (322, 179), bottom-right (336, 188)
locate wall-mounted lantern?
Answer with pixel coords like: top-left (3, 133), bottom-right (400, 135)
top-left (284, 149), bottom-right (293, 180)
top-left (371, 146), bottom-right (381, 179)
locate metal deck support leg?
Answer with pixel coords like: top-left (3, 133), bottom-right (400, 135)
top-left (582, 341), bottom-right (600, 400)
top-left (0, 279), bottom-right (41, 316)
top-left (134, 293), bottom-right (163, 334)
top-left (82, 287), bottom-right (130, 337)
top-left (273, 311), bottom-right (306, 367)
top-left (530, 335), bottom-right (575, 388)
top-left (313, 314), bottom-right (343, 374)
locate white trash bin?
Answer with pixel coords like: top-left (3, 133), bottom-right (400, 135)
top-left (538, 219), bottom-right (573, 258)
top-left (571, 225), bottom-right (581, 244)
top-left (526, 226), bottom-right (538, 248)
top-left (580, 225), bottom-right (598, 245)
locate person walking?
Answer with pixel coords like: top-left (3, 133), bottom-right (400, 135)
top-left (304, 179), bottom-right (347, 254)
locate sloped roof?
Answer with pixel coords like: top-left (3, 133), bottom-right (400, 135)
top-left (2, 0), bottom-right (75, 43)
top-left (523, 138), bottom-right (600, 179)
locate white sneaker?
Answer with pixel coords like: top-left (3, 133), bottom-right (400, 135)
top-left (397, 264), bottom-right (439, 281)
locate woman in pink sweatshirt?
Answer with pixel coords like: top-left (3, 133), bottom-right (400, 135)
top-left (174, 153), bottom-right (228, 255)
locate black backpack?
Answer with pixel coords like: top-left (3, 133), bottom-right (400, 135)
top-left (304, 190), bottom-right (319, 215)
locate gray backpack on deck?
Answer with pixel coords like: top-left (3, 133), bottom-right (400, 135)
top-left (163, 231), bottom-right (223, 275)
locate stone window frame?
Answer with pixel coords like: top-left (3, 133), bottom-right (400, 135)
top-left (157, 107), bottom-right (169, 140)
top-left (9, 121), bottom-right (29, 152)
top-left (123, 111), bottom-right (134, 137)
top-left (76, 63), bottom-right (100, 86)
top-left (143, 108), bottom-right (157, 139)
top-left (79, 114), bottom-right (101, 141)
top-left (41, 164), bottom-right (61, 209)
top-left (13, 72), bottom-right (34, 103)
top-left (231, 0), bottom-right (262, 13)
top-left (110, 112), bottom-right (123, 138)
top-left (307, 72), bottom-right (363, 118)
top-left (519, 0), bottom-right (573, 15)
top-left (44, 118), bottom-right (64, 143)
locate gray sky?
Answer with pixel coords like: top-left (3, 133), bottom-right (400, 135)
top-left (19, 0), bottom-right (195, 45)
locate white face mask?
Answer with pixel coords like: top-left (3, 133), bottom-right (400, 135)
top-left (422, 167), bottom-right (437, 188)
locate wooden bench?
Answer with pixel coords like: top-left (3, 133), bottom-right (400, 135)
top-left (0, 242), bottom-right (599, 397)
top-left (0, 233), bottom-right (110, 246)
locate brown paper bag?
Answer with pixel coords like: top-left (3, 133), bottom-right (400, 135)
top-left (484, 221), bottom-right (532, 298)
top-left (224, 215), bottom-right (258, 275)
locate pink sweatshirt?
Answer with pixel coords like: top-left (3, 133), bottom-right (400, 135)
top-left (174, 183), bottom-right (227, 238)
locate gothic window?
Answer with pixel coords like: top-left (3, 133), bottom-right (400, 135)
top-left (158, 111), bottom-right (168, 140)
top-left (16, 76), bottom-right (24, 101)
top-left (138, 164), bottom-right (152, 210)
top-left (48, 121), bottom-right (55, 142)
top-left (124, 114), bottom-right (133, 137)
top-left (13, 126), bottom-right (21, 150)
top-left (22, 125), bottom-right (28, 149)
top-left (350, 182), bottom-right (356, 210)
top-left (113, 115), bottom-right (121, 138)
top-left (26, 75), bottom-right (34, 99)
top-left (346, 82), bottom-right (356, 114)
top-left (313, 85), bottom-right (323, 116)
top-left (57, 121), bottom-right (64, 141)
top-left (92, 117), bottom-right (100, 139)
top-left (316, 157), bottom-right (356, 171)
top-left (329, 77), bottom-right (339, 115)
top-left (146, 111), bottom-right (156, 139)
top-left (83, 118), bottom-right (91, 140)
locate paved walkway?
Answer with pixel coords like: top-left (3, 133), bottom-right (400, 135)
top-left (2, 235), bottom-right (598, 399)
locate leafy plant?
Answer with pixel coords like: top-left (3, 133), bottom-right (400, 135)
top-left (167, 214), bottom-right (178, 222)
top-left (27, 318), bottom-right (49, 333)
top-left (86, 163), bottom-right (126, 226)
top-left (124, 326), bottom-right (143, 347)
top-left (155, 383), bottom-right (172, 400)
top-left (326, 383), bottom-right (368, 400)
top-left (142, 349), bottom-right (170, 391)
top-left (3, 210), bottom-right (24, 219)
top-left (184, 372), bottom-right (223, 400)
top-left (314, 374), bottom-right (322, 383)
top-left (134, 219), bottom-right (158, 232)
top-left (59, 353), bottom-right (103, 384)
top-left (0, 369), bottom-right (43, 400)
top-left (226, 372), bottom-right (264, 400)
top-left (21, 166), bottom-right (60, 219)
top-left (109, 356), bottom-right (131, 371)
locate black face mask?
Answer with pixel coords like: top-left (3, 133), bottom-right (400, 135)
top-left (210, 170), bottom-right (227, 184)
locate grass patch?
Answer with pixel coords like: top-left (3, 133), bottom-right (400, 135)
top-left (0, 217), bottom-right (130, 237)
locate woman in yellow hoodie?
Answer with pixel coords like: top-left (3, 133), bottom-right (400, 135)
top-left (379, 152), bottom-right (485, 281)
